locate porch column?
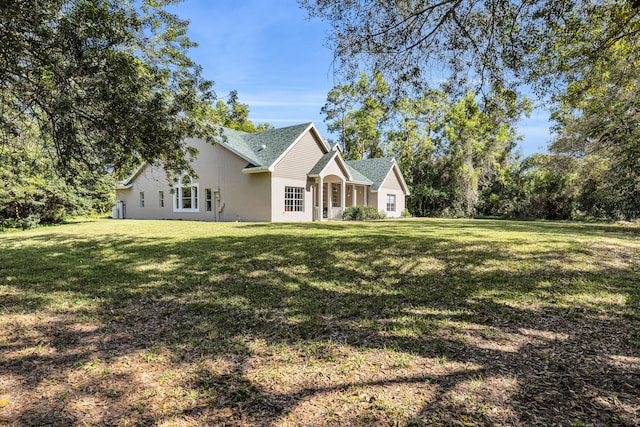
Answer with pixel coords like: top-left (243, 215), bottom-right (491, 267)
top-left (318, 176), bottom-right (324, 221)
top-left (327, 182), bottom-right (332, 217)
top-left (352, 184), bottom-right (356, 206)
top-left (341, 178), bottom-right (346, 215)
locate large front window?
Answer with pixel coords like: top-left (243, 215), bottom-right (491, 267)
top-left (284, 186), bottom-right (304, 212)
top-left (174, 176), bottom-right (199, 212)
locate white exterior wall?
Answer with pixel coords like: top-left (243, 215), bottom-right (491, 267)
top-left (115, 139), bottom-right (271, 222)
top-left (270, 177), bottom-right (314, 222)
top-left (271, 130), bottom-right (327, 222)
top-left (375, 167), bottom-right (406, 218)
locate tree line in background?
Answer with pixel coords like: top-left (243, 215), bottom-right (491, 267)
top-left (321, 69), bottom-right (639, 220)
top-left (304, 0), bottom-right (640, 221)
top-left (1, 0), bottom-right (638, 227)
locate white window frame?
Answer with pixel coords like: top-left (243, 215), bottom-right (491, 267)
top-left (173, 176), bottom-right (200, 213)
top-left (386, 194), bottom-right (396, 212)
top-left (205, 188), bottom-right (213, 212)
top-left (331, 183), bottom-right (341, 207)
top-left (284, 186), bottom-right (304, 212)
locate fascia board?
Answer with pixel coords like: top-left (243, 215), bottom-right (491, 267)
top-left (122, 162), bottom-right (147, 185)
top-left (242, 166), bottom-right (270, 174)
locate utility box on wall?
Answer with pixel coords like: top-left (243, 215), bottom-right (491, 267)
top-left (112, 201), bottom-right (126, 219)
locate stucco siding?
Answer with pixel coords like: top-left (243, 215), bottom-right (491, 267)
top-left (115, 139), bottom-right (271, 222)
top-left (270, 177), bottom-right (314, 222)
top-left (273, 131), bottom-right (326, 179)
top-left (377, 167), bottom-right (406, 218)
top-left (368, 191), bottom-right (378, 211)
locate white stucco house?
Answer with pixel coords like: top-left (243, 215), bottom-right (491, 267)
top-left (114, 123), bottom-right (409, 222)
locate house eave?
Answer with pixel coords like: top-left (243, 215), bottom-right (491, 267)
top-left (242, 166), bottom-right (270, 174)
top-left (216, 137), bottom-right (261, 166)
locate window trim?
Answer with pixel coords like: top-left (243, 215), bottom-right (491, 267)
top-left (386, 194), bottom-right (396, 212)
top-left (139, 192), bottom-right (145, 208)
top-left (159, 191), bottom-right (164, 208)
top-left (284, 186), bottom-right (304, 212)
top-left (173, 176), bottom-right (200, 213)
top-left (205, 188), bottom-right (213, 212)
top-left (331, 182), bottom-right (341, 207)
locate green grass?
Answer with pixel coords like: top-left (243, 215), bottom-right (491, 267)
top-left (1, 218), bottom-right (639, 426)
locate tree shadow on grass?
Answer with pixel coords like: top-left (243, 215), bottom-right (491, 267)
top-left (0, 220), bottom-right (638, 425)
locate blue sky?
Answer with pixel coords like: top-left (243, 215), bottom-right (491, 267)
top-left (169, 0), bottom-right (551, 156)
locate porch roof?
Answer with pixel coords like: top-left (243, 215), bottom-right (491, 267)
top-left (345, 164), bottom-right (373, 185)
top-left (308, 150), bottom-right (353, 181)
top-left (345, 157), bottom-right (408, 193)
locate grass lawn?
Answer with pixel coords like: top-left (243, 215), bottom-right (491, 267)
top-left (1, 218), bottom-right (639, 426)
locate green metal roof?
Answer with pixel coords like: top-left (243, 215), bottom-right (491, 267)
top-left (345, 158), bottom-right (395, 191)
top-left (218, 123), bottom-right (314, 170)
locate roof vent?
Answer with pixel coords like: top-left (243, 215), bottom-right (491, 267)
top-left (258, 144), bottom-right (266, 151)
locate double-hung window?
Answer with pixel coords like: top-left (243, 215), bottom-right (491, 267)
top-left (205, 188), bottom-right (213, 212)
top-left (284, 186), bottom-right (304, 212)
top-left (331, 183), bottom-right (341, 207)
top-left (173, 176), bottom-right (199, 212)
top-left (386, 194), bottom-right (396, 212)
top-left (139, 192), bottom-right (145, 208)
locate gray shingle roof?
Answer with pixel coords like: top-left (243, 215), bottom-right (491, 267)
top-left (218, 123), bottom-right (313, 170)
top-left (345, 158), bottom-right (395, 191)
top-left (308, 151), bottom-right (337, 175)
top-left (345, 164), bottom-right (373, 184)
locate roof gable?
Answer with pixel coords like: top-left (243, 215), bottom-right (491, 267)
top-left (213, 123), bottom-right (327, 172)
top-left (265, 123), bottom-right (329, 171)
top-left (345, 158), bottom-right (409, 194)
top-left (308, 150), bottom-right (352, 180)
top-left (118, 123), bottom-right (335, 185)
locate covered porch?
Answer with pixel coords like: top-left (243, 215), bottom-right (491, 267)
top-left (308, 149), bottom-right (372, 221)
top-left (311, 178), bottom-right (369, 221)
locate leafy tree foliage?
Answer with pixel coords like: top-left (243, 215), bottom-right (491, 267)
top-left (307, 0), bottom-right (639, 220)
top-left (0, 121), bottom-right (113, 228)
top-left (300, 0), bottom-right (640, 96)
top-left (322, 71), bottom-right (389, 159)
top-left (0, 0), bottom-right (216, 179)
top-left (549, 37), bottom-right (640, 219)
top-left (321, 73), bottom-right (531, 217)
top-left (207, 92), bottom-right (274, 133)
top-left (478, 154), bottom-right (580, 220)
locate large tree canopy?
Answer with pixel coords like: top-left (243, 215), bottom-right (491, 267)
top-left (0, 0), bottom-right (216, 178)
top-left (300, 0), bottom-right (640, 95)
top-left (549, 36), bottom-right (640, 218)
